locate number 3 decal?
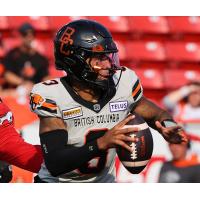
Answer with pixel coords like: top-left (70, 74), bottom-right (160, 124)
top-left (78, 129), bottom-right (109, 174)
top-left (42, 80), bottom-right (58, 86)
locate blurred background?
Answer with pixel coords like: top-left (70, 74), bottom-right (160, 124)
top-left (0, 16), bottom-right (200, 183)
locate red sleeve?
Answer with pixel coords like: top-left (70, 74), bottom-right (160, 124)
top-left (0, 99), bottom-right (43, 173)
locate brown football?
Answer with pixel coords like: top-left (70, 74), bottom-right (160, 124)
top-left (117, 112), bottom-right (153, 174)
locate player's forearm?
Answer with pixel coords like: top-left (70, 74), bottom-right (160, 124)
top-left (40, 129), bottom-right (104, 176)
top-left (3, 145), bottom-right (43, 173)
top-left (0, 126), bottom-right (43, 173)
top-left (163, 86), bottom-right (192, 109)
top-left (133, 96), bottom-right (174, 130)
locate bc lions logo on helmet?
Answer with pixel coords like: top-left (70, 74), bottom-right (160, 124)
top-left (59, 27), bottom-right (75, 55)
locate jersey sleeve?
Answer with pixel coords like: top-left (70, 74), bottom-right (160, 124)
top-left (30, 81), bottom-right (62, 118)
top-left (0, 124), bottom-right (43, 173)
top-left (125, 68), bottom-right (143, 103)
top-left (0, 100), bottom-right (43, 173)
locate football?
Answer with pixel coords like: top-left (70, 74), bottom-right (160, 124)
top-left (117, 112), bottom-right (153, 174)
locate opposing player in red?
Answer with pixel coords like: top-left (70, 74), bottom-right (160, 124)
top-left (0, 98), bottom-right (43, 180)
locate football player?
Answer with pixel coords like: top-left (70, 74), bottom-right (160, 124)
top-left (0, 98), bottom-right (43, 182)
top-left (30, 19), bottom-right (187, 183)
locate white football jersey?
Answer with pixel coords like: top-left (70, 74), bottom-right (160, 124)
top-left (30, 67), bottom-right (143, 182)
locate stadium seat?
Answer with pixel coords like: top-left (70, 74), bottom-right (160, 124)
top-left (167, 17), bottom-right (200, 41)
top-left (0, 16), bottom-right (9, 31)
top-left (125, 41), bottom-right (166, 62)
top-left (37, 39), bottom-right (54, 60)
top-left (114, 40), bottom-right (128, 62)
top-left (0, 63), bottom-right (4, 76)
top-left (167, 16), bottom-right (200, 34)
top-left (2, 38), bottom-right (21, 52)
top-left (7, 16), bottom-right (50, 31)
top-left (128, 16), bottom-right (169, 34)
top-left (0, 34), bottom-right (5, 57)
top-left (48, 65), bottom-right (66, 78)
top-left (48, 16), bottom-right (88, 31)
top-left (134, 68), bottom-right (164, 89)
top-left (165, 41), bottom-right (200, 62)
top-left (88, 16), bottom-right (130, 33)
top-left (3, 37), bottom-right (48, 58)
top-left (164, 69), bottom-right (200, 89)
top-left (0, 46), bottom-right (4, 58)
top-left (134, 68), bottom-right (166, 104)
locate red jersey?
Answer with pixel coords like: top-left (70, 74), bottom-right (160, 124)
top-left (0, 98), bottom-right (43, 173)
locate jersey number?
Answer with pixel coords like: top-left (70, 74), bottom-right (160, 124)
top-left (78, 129), bottom-right (108, 174)
top-left (42, 80), bottom-right (58, 86)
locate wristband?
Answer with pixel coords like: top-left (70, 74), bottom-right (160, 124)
top-left (161, 119), bottom-right (177, 128)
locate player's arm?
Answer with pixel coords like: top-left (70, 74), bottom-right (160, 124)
top-left (132, 96), bottom-right (187, 144)
top-left (0, 100), bottom-right (43, 173)
top-left (128, 70), bottom-right (187, 144)
top-left (39, 116), bottom-right (104, 176)
top-left (0, 125), bottom-right (43, 173)
top-left (39, 115), bottom-right (138, 177)
top-left (163, 84), bottom-right (200, 110)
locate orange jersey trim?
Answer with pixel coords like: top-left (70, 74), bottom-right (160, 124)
top-left (173, 154), bottom-right (200, 167)
top-left (42, 102), bottom-right (57, 110)
top-left (132, 84), bottom-right (141, 97)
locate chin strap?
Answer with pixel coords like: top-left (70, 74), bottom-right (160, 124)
top-left (113, 66), bottom-right (126, 88)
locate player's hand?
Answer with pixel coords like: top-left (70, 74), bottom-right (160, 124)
top-left (97, 114), bottom-right (139, 152)
top-left (155, 121), bottom-right (188, 144)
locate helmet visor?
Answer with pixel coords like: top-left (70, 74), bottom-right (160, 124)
top-left (89, 52), bottom-right (120, 69)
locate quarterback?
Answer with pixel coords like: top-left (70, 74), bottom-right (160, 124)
top-left (30, 19), bottom-right (187, 182)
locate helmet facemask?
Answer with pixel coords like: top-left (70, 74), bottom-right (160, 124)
top-left (68, 50), bottom-right (124, 93)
